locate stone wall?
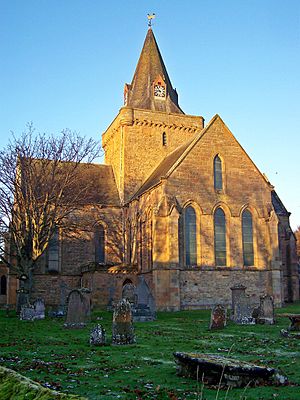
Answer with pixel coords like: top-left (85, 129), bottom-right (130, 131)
top-left (103, 107), bottom-right (204, 202)
top-left (180, 267), bottom-right (274, 309)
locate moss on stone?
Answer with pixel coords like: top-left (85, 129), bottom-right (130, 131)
top-left (0, 366), bottom-right (86, 400)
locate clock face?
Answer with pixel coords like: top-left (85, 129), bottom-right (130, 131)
top-left (154, 84), bottom-right (166, 98)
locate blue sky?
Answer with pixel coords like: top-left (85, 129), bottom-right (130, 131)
top-left (1, 0), bottom-right (300, 229)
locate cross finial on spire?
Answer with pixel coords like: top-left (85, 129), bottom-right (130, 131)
top-left (147, 13), bottom-right (156, 27)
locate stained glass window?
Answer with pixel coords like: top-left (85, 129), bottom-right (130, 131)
top-left (95, 225), bottom-right (105, 264)
top-left (48, 228), bottom-right (59, 271)
top-left (242, 210), bottom-right (254, 266)
top-left (214, 208), bottom-right (226, 265)
top-left (185, 206), bottom-right (197, 266)
top-left (214, 155), bottom-right (223, 190)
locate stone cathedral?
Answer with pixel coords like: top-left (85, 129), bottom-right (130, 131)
top-left (2, 27), bottom-right (299, 310)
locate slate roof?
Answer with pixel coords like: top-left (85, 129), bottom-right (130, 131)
top-left (271, 190), bottom-right (290, 216)
top-left (126, 28), bottom-right (183, 114)
top-left (76, 163), bottom-right (120, 206)
top-left (133, 139), bottom-right (194, 198)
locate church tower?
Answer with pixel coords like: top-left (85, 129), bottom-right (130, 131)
top-left (102, 28), bottom-right (204, 203)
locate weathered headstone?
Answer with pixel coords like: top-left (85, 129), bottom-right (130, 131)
top-left (107, 285), bottom-right (116, 311)
top-left (231, 284), bottom-right (255, 324)
top-left (256, 295), bottom-right (275, 325)
top-left (131, 276), bottom-right (156, 322)
top-left (20, 304), bottom-right (36, 321)
top-left (122, 282), bottom-right (137, 305)
top-left (174, 352), bottom-right (288, 388)
top-left (234, 296), bottom-right (255, 325)
top-left (90, 324), bottom-right (106, 346)
top-left (112, 299), bottom-right (135, 345)
top-left (33, 298), bottom-right (45, 320)
top-left (64, 288), bottom-right (91, 329)
top-left (16, 288), bottom-right (30, 314)
top-left (209, 305), bottom-right (227, 329)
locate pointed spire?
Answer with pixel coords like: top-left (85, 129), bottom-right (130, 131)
top-left (124, 28), bottom-right (184, 114)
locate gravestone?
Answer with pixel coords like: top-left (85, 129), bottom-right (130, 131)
top-left (257, 295), bottom-right (275, 325)
top-left (231, 284), bottom-right (255, 325)
top-left (90, 324), bottom-right (106, 346)
top-left (107, 285), bottom-right (116, 311)
top-left (112, 299), bottom-right (135, 345)
top-left (131, 275), bottom-right (156, 322)
top-left (20, 305), bottom-right (36, 321)
top-left (33, 298), bottom-right (45, 320)
top-left (16, 288), bottom-right (30, 314)
top-left (209, 305), bottom-right (227, 329)
top-left (64, 288), bottom-right (91, 329)
top-left (122, 282), bottom-right (137, 305)
top-left (234, 296), bottom-right (255, 325)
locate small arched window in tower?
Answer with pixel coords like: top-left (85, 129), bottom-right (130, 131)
top-left (0, 275), bottom-right (6, 295)
top-left (95, 225), bottom-right (105, 264)
top-left (184, 206), bottom-right (197, 266)
top-left (214, 208), bottom-right (226, 266)
top-left (162, 132), bottom-right (167, 146)
top-left (242, 210), bottom-right (254, 266)
top-left (214, 155), bottom-right (223, 190)
top-left (48, 228), bottom-right (59, 272)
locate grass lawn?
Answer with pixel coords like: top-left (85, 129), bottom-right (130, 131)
top-left (1, 302), bottom-right (300, 400)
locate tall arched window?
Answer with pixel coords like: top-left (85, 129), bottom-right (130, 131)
top-left (214, 155), bottom-right (223, 190)
top-left (0, 275), bottom-right (6, 295)
top-left (214, 208), bottom-right (226, 265)
top-left (242, 210), bottom-right (254, 266)
top-left (184, 206), bottom-right (197, 266)
top-left (48, 228), bottom-right (59, 272)
top-left (162, 132), bottom-right (167, 146)
top-left (95, 225), bottom-right (105, 264)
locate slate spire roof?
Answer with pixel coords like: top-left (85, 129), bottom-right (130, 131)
top-left (124, 28), bottom-right (184, 114)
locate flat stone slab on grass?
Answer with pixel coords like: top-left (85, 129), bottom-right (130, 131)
top-left (174, 352), bottom-right (288, 388)
top-left (0, 365), bottom-right (86, 399)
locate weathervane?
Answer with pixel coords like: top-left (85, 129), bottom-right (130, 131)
top-left (147, 13), bottom-right (156, 27)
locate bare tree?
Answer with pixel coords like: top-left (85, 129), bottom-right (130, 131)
top-left (0, 124), bottom-right (101, 298)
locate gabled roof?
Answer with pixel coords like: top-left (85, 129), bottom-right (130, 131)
top-left (133, 139), bottom-right (193, 198)
top-left (125, 28), bottom-right (183, 114)
top-left (271, 190), bottom-right (290, 217)
top-left (131, 114), bottom-right (272, 200)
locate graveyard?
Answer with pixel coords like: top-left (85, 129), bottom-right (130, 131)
top-left (1, 302), bottom-right (300, 400)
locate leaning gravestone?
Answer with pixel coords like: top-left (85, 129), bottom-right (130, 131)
top-left (256, 295), bottom-right (275, 324)
top-left (90, 324), bottom-right (106, 346)
top-left (64, 288), bottom-right (91, 329)
top-left (33, 298), bottom-right (45, 320)
top-left (112, 299), bottom-right (135, 345)
top-left (131, 275), bottom-right (156, 322)
top-left (209, 305), bottom-right (227, 329)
